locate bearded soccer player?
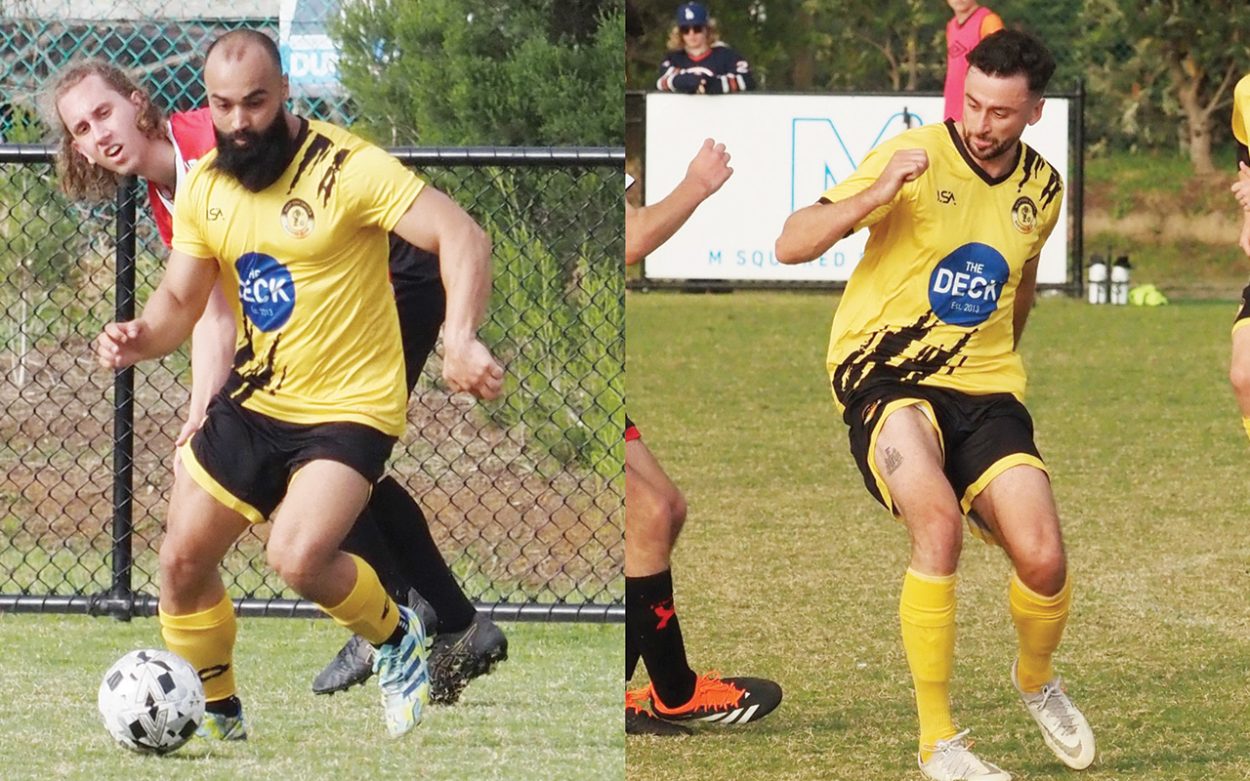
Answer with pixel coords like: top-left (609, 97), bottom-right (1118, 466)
top-left (1225, 74), bottom-right (1250, 439)
top-left (623, 140), bottom-right (782, 735)
top-left (94, 30), bottom-right (502, 739)
top-left (50, 58), bottom-right (506, 709)
top-left (776, 30), bottom-right (1093, 780)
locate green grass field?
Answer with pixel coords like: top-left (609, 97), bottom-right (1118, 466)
top-left (0, 615), bottom-right (621, 781)
top-left (626, 291), bottom-right (1250, 780)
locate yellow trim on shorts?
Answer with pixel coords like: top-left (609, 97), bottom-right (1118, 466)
top-left (959, 453), bottom-right (1048, 544)
top-left (1232, 317), bottom-right (1250, 336)
top-left (866, 398), bottom-right (944, 517)
top-left (178, 439), bottom-right (265, 525)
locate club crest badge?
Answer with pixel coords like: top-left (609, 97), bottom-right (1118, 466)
top-left (1012, 196), bottom-right (1038, 235)
top-left (281, 198), bottom-right (314, 239)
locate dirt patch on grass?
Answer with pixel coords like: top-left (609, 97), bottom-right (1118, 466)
top-left (1085, 169), bottom-right (1242, 244)
top-left (0, 338), bottom-right (622, 605)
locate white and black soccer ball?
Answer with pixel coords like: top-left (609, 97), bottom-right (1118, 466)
top-left (98, 649), bottom-right (205, 754)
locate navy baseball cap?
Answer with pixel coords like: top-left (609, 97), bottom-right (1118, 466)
top-left (676, 2), bottom-right (708, 25)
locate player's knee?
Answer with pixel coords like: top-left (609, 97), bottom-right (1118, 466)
top-left (1230, 357), bottom-right (1250, 398)
top-left (667, 489), bottom-right (688, 530)
top-left (1015, 545), bottom-right (1067, 595)
top-left (266, 539), bottom-right (332, 594)
top-left (630, 484), bottom-right (674, 533)
top-left (912, 499), bottom-right (964, 539)
top-left (905, 501), bottom-right (964, 565)
top-left (158, 540), bottom-right (215, 595)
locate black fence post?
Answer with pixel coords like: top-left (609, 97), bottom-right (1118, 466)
top-left (109, 176), bottom-right (138, 621)
top-left (1072, 78), bottom-right (1086, 298)
top-left (0, 145), bottom-right (624, 622)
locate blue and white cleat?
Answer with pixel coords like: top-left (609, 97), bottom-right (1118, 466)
top-left (373, 605), bottom-right (431, 737)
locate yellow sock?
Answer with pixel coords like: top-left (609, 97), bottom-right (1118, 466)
top-left (159, 593), bottom-right (237, 703)
top-left (1009, 573), bottom-right (1071, 692)
top-left (900, 568), bottom-right (957, 761)
top-left (1242, 417), bottom-right (1250, 443)
top-left (320, 553), bottom-right (400, 645)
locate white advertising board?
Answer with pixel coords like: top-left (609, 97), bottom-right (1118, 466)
top-left (279, 0), bottom-right (342, 97)
top-left (643, 93), bottom-right (1070, 284)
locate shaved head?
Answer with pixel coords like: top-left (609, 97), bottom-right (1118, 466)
top-left (206, 29), bottom-right (283, 75)
top-left (204, 29), bottom-right (294, 192)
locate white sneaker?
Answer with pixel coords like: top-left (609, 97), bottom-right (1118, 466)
top-left (918, 730), bottom-right (1012, 781)
top-left (1012, 660), bottom-right (1096, 770)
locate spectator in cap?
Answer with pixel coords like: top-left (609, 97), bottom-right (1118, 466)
top-left (656, 2), bottom-right (754, 94)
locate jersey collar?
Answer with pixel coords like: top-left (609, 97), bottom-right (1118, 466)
top-left (944, 118), bottom-right (1021, 187)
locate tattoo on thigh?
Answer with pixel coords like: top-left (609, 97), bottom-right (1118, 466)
top-left (883, 446), bottom-right (903, 475)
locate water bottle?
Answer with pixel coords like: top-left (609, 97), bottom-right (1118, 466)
top-left (1086, 255), bottom-right (1107, 305)
top-left (1110, 256), bottom-right (1131, 305)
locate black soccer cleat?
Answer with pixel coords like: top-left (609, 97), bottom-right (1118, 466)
top-left (428, 613), bottom-right (509, 705)
top-left (626, 689), bottom-right (692, 736)
top-left (650, 672), bottom-right (783, 726)
top-left (312, 633), bottom-right (374, 695)
top-left (312, 590), bottom-right (438, 696)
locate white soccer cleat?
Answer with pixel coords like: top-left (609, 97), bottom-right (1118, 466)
top-left (1012, 660), bottom-right (1096, 770)
top-left (918, 730), bottom-right (1012, 781)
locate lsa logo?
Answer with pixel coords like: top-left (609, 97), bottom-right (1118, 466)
top-left (928, 243), bottom-right (1009, 327)
top-left (235, 252), bottom-right (295, 331)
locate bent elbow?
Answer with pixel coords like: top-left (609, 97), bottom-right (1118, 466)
top-left (774, 236), bottom-right (806, 265)
top-left (475, 224), bottom-right (493, 262)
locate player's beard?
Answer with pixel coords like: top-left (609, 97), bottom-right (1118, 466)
top-left (961, 126), bottom-right (1018, 164)
top-left (212, 111), bottom-right (297, 193)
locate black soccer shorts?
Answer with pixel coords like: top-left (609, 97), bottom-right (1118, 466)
top-left (180, 391), bottom-right (397, 524)
top-left (843, 382), bottom-right (1046, 542)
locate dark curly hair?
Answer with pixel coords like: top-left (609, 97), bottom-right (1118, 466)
top-left (966, 30), bottom-right (1056, 96)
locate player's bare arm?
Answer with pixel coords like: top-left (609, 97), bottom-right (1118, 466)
top-left (391, 186), bottom-right (504, 400)
top-left (178, 285), bottom-right (236, 446)
top-left (625, 138), bottom-right (732, 265)
top-left (775, 148), bottom-right (928, 264)
top-left (1013, 255), bottom-right (1040, 349)
top-left (1231, 162), bottom-right (1250, 257)
top-left (96, 250), bottom-right (219, 369)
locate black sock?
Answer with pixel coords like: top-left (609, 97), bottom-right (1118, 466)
top-left (370, 476), bottom-right (477, 633)
top-left (341, 503), bottom-right (408, 603)
top-left (205, 695), bottom-right (241, 718)
top-left (626, 628), bottom-right (641, 682)
top-left (375, 609), bottom-right (410, 649)
top-left (626, 570), bottom-right (696, 707)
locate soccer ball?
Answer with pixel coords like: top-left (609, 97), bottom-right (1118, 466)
top-left (97, 649), bottom-right (205, 754)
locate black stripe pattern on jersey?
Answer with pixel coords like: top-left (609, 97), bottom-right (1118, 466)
top-left (316, 149), bottom-right (350, 206)
top-left (228, 318), bottom-right (287, 404)
top-left (832, 313), bottom-right (975, 408)
top-left (289, 132), bottom-right (334, 194)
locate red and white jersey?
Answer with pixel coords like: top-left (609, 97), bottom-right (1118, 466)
top-left (148, 107), bottom-right (216, 247)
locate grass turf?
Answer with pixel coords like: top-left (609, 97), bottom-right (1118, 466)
top-left (625, 290), bottom-right (1250, 780)
top-left (0, 615), bottom-right (621, 781)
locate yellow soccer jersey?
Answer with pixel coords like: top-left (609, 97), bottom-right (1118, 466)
top-left (821, 120), bottom-right (1063, 410)
top-left (1233, 74), bottom-right (1250, 146)
top-left (172, 119), bottom-right (425, 435)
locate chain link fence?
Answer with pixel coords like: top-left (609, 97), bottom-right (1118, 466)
top-left (0, 142), bottom-right (624, 621)
top-left (1, 1), bottom-right (352, 136)
top-left (0, 1), bottom-right (624, 621)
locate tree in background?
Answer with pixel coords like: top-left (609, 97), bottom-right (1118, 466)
top-left (333, 0), bottom-right (622, 145)
top-left (628, 0), bottom-right (1250, 173)
top-left (1081, 0), bottom-right (1250, 174)
top-left (332, 1), bottom-right (626, 481)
